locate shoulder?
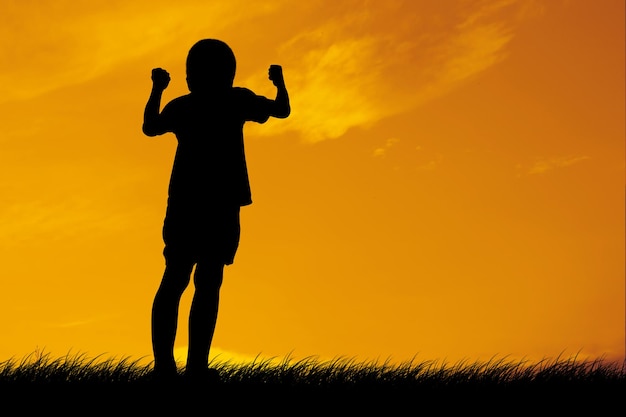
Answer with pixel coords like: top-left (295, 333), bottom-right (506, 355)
top-left (231, 87), bottom-right (257, 100)
top-left (230, 88), bottom-right (273, 123)
top-left (232, 87), bottom-right (253, 94)
top-left (164, 94), bottom-right (192, 108)
top-left (163, 94), bottom-right (191, 110)
top-left (231, 87), bottom-right (272, 107)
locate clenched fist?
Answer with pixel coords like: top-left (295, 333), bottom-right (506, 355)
top-left (268, 65), bottom-right (285, 87)
top-left (151, 68), bottom-right (170, 90)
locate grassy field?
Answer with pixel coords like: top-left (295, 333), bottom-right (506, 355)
top-left (1, 351), bottom-right (623, 415)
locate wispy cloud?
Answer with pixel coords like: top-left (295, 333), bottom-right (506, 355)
top-left (1, 0), bottom-right (539, 139)
top-left (46, 314), bottom-right (118, 329)
top-left (248, 0), bottom-right (536, 142)
top-left (529, 155), bottom-right (591, 175)
top-left (373, 138), bottom-right (401, 157)
top-left (0, 179), bottom-right (150, 246)
top-left (0, 0), bottom-right (278, 102)
top-left (174, 345), bottom-right (274, 365)
top-left (519, 155), bottom-right (591, 176)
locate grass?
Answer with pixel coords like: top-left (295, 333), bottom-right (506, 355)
top-left (1, 350), bottom-right (624, 415)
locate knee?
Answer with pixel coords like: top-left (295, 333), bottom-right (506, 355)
top-left (160, 263), bottom-right (194, 294)
top-left (193, 263), bottom-right (224, 292)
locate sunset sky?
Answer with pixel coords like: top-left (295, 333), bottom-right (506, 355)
top-left (1, 0), bottom-right (624, 367)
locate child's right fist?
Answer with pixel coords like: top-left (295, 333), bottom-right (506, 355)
top-left (268, 65), bottom-right (285, 87)
top-left (151, 68), bottom-right (170, 90)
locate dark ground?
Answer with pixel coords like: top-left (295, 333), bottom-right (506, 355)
top-left (2, 379), bottom-right (622, 416)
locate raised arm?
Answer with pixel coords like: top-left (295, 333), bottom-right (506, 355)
top-left (142, 68), bottom-right (171, 137)
top-left (268, 65), bottom-right (291, 119)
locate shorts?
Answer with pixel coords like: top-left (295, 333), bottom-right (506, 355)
top-left (162, 204), bottom-right (241, 266)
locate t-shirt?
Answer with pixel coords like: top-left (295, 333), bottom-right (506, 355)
top-left (157, 87), bottom-right (273, 210)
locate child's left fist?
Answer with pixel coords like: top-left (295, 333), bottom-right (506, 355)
top-left (268, 65), bottom-right (284, 86)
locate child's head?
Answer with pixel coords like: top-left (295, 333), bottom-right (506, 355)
top-left (186, 39), bottom-right (236, 94)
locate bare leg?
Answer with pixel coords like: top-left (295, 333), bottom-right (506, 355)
top-left (186, 261), bottom-right (224, 373)
top-left (151, 260), bottom-right (194, 374)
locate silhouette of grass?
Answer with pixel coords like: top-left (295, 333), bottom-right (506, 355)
top-left (1, 350), bottom-right (623, 414)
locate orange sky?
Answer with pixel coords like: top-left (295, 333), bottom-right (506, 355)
top-left (1, 0), bottom-right (624, 367)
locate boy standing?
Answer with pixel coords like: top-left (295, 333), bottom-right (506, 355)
top-left (142, 39), bottom-right (290, 381)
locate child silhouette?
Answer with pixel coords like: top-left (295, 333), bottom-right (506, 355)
top-left (142, 38), bottom-right (290, 382)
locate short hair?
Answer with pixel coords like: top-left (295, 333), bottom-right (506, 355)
top-left (186, 39), bottom-right (237, 92)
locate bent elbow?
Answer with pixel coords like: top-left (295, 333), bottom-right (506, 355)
top-left (274, 107), bottom-right (291, 119)
top-left (142, 123), bottom-right (160, 137)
